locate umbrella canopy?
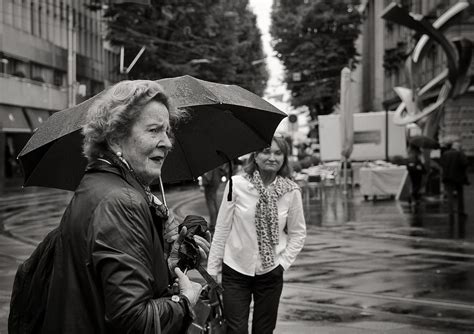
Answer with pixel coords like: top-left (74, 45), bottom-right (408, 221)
top-left (409, 135), bottom-right (439, 149)
top-left (18, 75), bottom-right (286, 190)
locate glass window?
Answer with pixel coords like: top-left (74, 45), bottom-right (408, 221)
top-left (4, 0), bottom-right (13, 25)
top-left (30, 2), bottom-right (36, 35)
top-left (53, 69), bottom-right (65, 86)
top-left (12, 59), bottom-right (29, 79)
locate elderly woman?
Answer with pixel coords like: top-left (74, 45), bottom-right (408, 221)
top-left (37, 80), bottom-right (208, 333)
top-left (207, 135), bottom-right (306, 334)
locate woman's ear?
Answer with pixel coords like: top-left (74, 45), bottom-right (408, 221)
top-left (107, 137), bottom-right (121, 154)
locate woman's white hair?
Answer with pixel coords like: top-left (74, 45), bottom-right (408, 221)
top-left (82, 80), bottom-right (186, 161)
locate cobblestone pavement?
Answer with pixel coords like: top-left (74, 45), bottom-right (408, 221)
top-left (1, 178), bottom-right (474, 333)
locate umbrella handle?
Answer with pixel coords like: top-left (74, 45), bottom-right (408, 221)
top-left (158, 176), bottom-right (167, 207)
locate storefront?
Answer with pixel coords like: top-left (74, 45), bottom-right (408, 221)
top-left (0, 105), bottom-right (52, 190)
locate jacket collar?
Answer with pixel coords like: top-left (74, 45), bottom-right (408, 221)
top-left (85, 157), bottom-right (150, 204)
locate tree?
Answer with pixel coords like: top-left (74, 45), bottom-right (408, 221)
top-left (271, 0), bottom-right (362, 118)
top-left (104, 0), bottom-right (268, 96)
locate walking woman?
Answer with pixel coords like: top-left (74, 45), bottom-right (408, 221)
top-left (207, 135), bottom-right (306, 334)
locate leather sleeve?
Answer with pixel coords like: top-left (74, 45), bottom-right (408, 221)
top-left (91, 187), bottom-right (193, 333)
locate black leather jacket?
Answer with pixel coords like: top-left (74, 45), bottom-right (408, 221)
top-left (40, 160), bottom-right (192, 333)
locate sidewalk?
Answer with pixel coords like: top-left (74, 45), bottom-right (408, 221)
top-left (0, 178), bottom-right (473, 333)
top-left (274, 320), bottom-right (454, 334)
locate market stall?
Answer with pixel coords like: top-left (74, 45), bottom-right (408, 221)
top-left (359, 161), bottom-right (407, 201)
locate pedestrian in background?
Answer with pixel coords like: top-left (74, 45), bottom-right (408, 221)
top-left (10, 80), bottom-right (210, 333)
top-left (406, 145), bottom-right (425, 207)
top-left (201, 165), bottom-right (226, 234)
top-left (441, 140), bottom-right (469, 216)
top-left (207, 135), bottom-right (306, 334)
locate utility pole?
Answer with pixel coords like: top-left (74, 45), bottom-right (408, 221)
top-left (67, 6), bottom-right (77, 108)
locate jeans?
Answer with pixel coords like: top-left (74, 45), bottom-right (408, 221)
top-left (222, 263), bottom-right (284, 334)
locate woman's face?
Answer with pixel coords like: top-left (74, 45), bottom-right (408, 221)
top-left (255, 140), bottom-right (285, 175)
top-left (117, 101), bottom-right (172, 185)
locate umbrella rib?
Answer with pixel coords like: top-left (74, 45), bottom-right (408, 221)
top-left (190, 76), bottom-right (221, 104)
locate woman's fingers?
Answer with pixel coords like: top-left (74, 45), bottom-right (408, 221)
top-left (204, 230), bottom-right (212, 243)
top-left (174, 267), bottom-right (184, 278)
top-left (193, 235), bottom-right (210, 254)
top-left (176, 226), bottom-right (187, 244)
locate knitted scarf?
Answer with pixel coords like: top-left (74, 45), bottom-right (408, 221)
top-left (247, 170), bottom-right (299, 269)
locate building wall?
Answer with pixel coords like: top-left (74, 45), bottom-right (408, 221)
top-left (0, 0), bottom-right (120, 188)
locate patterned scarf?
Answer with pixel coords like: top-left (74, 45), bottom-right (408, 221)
top-left (247, 170), bottom-right (299, 269)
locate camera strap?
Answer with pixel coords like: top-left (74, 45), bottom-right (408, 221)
top-left (196, 264), bottom-right (223, 294)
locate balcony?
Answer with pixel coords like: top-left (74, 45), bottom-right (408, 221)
top-left (0, 74), bottom-right (67, 111)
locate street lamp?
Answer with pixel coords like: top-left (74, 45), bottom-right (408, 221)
top-left (251, 58), bottom-right (266, 66)
top-left (189, 58), bottom-right (212, 65)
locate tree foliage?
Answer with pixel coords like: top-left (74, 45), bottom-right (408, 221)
top-left (271, 0), bottom-right (362, 118)
top-left (105, 0), bottom-right (268, 96)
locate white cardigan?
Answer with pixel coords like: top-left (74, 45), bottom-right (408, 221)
top-left (207, 174), bottom-right (306, 277)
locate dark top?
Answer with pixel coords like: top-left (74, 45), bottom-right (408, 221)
top-left (441, 148), bottom-right (469, 185)
top-left (406, 155), bottom-right (425, 179)
top-left (40, 160), bottom-right (192, 333)
top-left (201, 166), bottom-right (225, 188)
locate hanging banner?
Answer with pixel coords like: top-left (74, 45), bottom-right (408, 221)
top-left (340, 67), bottom-right (354, 159)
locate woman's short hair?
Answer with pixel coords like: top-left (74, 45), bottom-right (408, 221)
top-left (83, 80), bottom-right (186, 161)
top-left (243, 135), bottom-right (292, 178)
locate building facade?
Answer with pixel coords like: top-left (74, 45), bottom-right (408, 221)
top-left (361, 0), bottom-right (474, 156)
top-left (0, 0), bottom-right (120, 189)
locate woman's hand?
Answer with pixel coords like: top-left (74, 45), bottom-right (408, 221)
top-left (163, 211), bottom-right (179, 243)
top-left (193, 231), bottom-right (211, 267)
top-left (167, 227), bottom-right (187, 273)
top-left (174, 268), bottom-right (202, 306)
top-left (167, 227), bottom-right (212, 273)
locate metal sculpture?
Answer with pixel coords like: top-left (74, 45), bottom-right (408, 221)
top-left (381, 1), bottom-right (471, 127)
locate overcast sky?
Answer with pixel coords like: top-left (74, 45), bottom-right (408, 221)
top-left (248, 0), bottom-right (287, 100)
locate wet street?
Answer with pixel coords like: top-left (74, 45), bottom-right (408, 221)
top-left (1, 177), bottom-right (474, 333)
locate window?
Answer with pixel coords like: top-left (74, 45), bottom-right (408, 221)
top-left (4, 0), bottom-right (13, 25)
top-left (31, 63), bottom-right (45, 82)
top-left (30, 1), bottom-right (36, 35)
top-left (38, 4), bottom-right (43, 37)
top-left (12, 0), bottom-right (22, 29)
top-left (12, 59), bottom-right (29, 79)
top-left (53, 69), bottom-right (65, 86)
top-left (22, 0), bottom-right (30, 32)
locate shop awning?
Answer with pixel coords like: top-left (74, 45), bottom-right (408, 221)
top-left (25, 108), bottom-right (51, 132)
top-left (0, 105), bottom-right (32, 133)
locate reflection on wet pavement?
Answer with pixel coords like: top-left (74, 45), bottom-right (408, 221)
top-left (279, 183), bottom-right (474, 332)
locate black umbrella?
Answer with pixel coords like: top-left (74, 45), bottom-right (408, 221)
top-left (409, 135), bottom-right (440, 150)
top-left (18, 75), bottom-right (286, 191)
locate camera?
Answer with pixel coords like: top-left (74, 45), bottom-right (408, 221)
top-left (177, 215), bottom-right (209, 271)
